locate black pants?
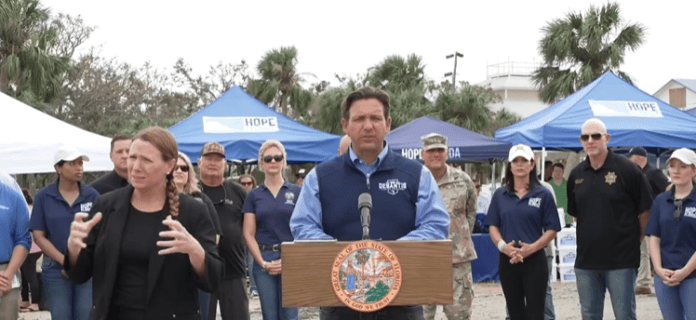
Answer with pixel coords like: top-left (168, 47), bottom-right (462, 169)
top-left (20, 252), bottom-right (42, 303)
top-left (208, 277), bottom-right (249, 320)
top-left (320, 305), bottom-right (424, 320)
top-left (499, 250), bottom-right (547, 320)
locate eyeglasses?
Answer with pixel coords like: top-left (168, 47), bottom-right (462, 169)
top-left (240, 181), bottom-right (253, 186)
top-left (175, 165), bottom-right (189, 172)
top-left (674, 199), bottom-right (683, 220)
top-left (263, 155), bottom-right (284, 163)
top-left (579, 133), bottom-right (605, 142)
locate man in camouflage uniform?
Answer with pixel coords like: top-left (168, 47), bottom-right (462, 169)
top-left (420, 133), bottom-right (477, 320)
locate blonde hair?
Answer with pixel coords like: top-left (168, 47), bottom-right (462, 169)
top-left (132, 127), bottom-right (180, 218)
top-left (178, 152), bottom-right (200, 194)
top-left (258, 140), bottom-right (287, 168)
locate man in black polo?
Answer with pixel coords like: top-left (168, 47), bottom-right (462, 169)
top-left (567, 119), bottom-right (653, 320)
top-left (627, 146), bottom-right (669, 295)
top-left (198, 142), bottom-right (249, 320)
top-left (90, 135), bottom-right (131, 194)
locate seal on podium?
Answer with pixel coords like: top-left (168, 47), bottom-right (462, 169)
top-left (330, 240), bottom-right (403, 312)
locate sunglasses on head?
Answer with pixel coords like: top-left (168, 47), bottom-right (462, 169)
top-left (263, 155), bottom-right (284, 163)
top-left (175, 165), bottom-right (189, 172)
top-left (579, 133), bottom-right (604, 142)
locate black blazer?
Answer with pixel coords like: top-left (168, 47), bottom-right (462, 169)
top-left (65, 186), bottom-right (224, 320)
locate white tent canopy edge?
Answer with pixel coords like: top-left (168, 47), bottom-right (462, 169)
top-left (0, 92), bottom-right (113, 174)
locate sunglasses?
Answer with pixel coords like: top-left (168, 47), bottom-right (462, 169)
top-left (263, 155), bottom-right (284, 163)
top-left (240, 181), bottom-right (254, 186)
top-left (674, 199), bottom-right (683, 220)
top-left (175, 165), bottom-right (189, 172)
top-left (579, 133), bottom-right (604, 142)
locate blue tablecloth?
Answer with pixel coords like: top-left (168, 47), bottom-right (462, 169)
top-left (471, 234), bottom-right (499, 282)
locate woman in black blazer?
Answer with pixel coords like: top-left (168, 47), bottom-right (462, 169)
top-left (64, 127), bottom-right (224, 320)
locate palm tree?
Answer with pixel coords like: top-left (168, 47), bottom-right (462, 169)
top-left (532, 2), bottom-right (646, 103)
top-left (436, 83), bottom-right (500, 135)
top-left (366, 54), bottom-right (426, 92)
top-left (246, 46), bottom-right (313, 117)
top-left (0, 0), bottom-right (69, 104)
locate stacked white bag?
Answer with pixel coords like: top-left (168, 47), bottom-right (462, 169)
top-left (556, 219), bottom-right (577, 282)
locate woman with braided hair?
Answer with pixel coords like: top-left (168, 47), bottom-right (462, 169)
top-left (63, 127), bottom-right (224, 320)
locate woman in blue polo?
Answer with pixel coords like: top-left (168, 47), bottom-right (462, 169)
top-left (485, 144), bottom-right (561, 320)
top-left (29, 146), bottom-right (99, 320)
top-left (242, 140), bottom-right (300, 320)
top-left (645, 148), bottom-right (696, 320)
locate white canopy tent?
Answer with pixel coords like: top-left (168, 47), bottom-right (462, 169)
top-left (0, 92), bottom-right (114, 174)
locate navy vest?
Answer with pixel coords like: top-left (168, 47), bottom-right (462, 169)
top-left (315, 150), bottom-right (422, 241)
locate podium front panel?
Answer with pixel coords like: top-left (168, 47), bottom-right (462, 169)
top-left (282, 240), bottom-right (453, 307)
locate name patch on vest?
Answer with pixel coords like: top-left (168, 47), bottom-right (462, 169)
top-left (378, 179), bottom-right (407, 196)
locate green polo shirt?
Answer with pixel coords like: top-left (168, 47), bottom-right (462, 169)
top-left (550, 179), bottom-right (569, 224)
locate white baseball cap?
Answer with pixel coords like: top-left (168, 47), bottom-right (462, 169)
top-left (508, 144), bottom-right (534, 162)
top-left (668, 148), bottom-right (696, 166)
top-left (54, 145), bottom-right (90, 165)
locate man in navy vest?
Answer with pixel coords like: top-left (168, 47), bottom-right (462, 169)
top-left (290, 86), bottom-right (450, 320)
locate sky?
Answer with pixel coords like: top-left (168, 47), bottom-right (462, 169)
top-left (39, 0), bottom-right (696, 95)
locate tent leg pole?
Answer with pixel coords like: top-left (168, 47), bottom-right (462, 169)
top-left (542, 147), bottom-right (546, 180)
top-left (491, 162), bottom-right (495, 191)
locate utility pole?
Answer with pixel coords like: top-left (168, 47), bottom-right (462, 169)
top-left (445, 52), bottom-right (464, 93)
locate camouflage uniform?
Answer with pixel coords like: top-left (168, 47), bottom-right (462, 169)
top-left (423, 165), bottom-right (477, 320)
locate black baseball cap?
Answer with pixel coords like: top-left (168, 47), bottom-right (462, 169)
top-left (627, 146), bottom-right (647, 157)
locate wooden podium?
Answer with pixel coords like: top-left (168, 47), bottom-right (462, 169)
top-left (282, 240), bottom-right (453, 307)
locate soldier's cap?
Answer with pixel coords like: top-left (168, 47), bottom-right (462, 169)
top-left (421, 133), bottom-right (448, 151)
top-left (201, 142), bottom-right (226, 158)
top-left (668, 148), bottom-right (696, 166)
top-left (508, 144), bottom-right (534, 162)
top-left (627, 146), bottom-right (647, 158)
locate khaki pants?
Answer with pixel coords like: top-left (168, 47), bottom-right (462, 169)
top-left (0, 263), bottom-right (20, 320)
top-left (637, 239), bottom-right (652, 288)
top-left (423, 262), bottom-right (474, 320)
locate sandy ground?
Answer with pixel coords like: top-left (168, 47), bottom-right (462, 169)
top-left (18, 281), bottom-right (662, 320)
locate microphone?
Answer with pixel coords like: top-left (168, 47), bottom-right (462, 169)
top-left (359, 193), bottom-right (372, 240)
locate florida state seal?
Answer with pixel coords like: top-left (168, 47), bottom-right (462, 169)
top-left (330, 240), bottom-right (402, 312)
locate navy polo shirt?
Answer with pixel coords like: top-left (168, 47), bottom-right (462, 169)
top-left (645, 187), bottom-right (696, 279)
top-left (485, 184), bottom-right (561, 245)
top-left (242, 182), bottom-right (301, 246)
top-left (29, 181), bottom-right (100, 253)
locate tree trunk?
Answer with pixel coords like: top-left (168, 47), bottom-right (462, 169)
top-left (280, 92), bottom-right (289, 115)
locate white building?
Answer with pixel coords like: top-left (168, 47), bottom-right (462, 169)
top-left (475, 61), bottom-right (549, 118)
top-left (653, 79), bottom-right (696, 110)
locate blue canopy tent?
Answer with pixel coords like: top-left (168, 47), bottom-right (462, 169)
top-left (386, 116), bottom-right (509, 283)
top-left (385, 116), bottom-right (511, 162)
top-left (169, 86), bottom-right (341, 164)
top-left (686, 107), bottom-right (696, 117)
top-left (495, 72), bottom-right (696, 155)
